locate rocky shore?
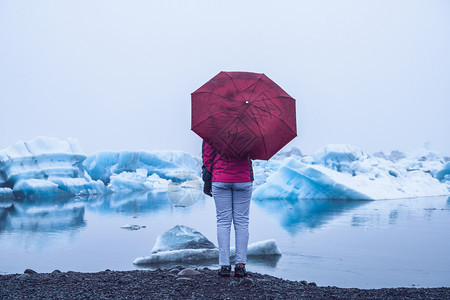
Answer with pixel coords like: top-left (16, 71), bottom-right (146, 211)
top-left (1, 267), bottom-right (449, 299)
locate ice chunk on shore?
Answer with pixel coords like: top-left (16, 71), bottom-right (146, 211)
top-left (0, 137), bottom-right (105, 198)
top-left (150, 225), bottom-right (216, 253)
top-left (133, 225), bottom-right (281, 265)
top-left (235, 239), bottom-right (281, 256)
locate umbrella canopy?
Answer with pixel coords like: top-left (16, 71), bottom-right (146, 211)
top-left (191, 71), bottom-right (297, 160)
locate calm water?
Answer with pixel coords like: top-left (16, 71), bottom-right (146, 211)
top-left (0, 191), bottom-right (449, 288)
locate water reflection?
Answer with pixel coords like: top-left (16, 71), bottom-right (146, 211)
top-left (349, 196), bottom-right (450, 227)
top-left (253, 198), bottom-right (369, 234)
top-left (0, 185), bottom-right (205, 234)
top-left (86, 192), bottom-right (173, 216)
top-left (0, 198), bottom-right (85, 234)
top-left (167, 180), bottom-right (204, 207)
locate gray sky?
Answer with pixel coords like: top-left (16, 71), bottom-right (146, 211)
top-left (1, 0), bottom-right (449, 157)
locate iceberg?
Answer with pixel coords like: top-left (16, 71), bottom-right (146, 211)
top-left (253, 158), bottom-right (374, 200)
top-left (436, 161), bottom-right (450, 190)
top-left (84, 150), bottom-right (202, 194)
top-left (0, 137), bottom-right (203, 198)
top-left (0, 137), bottom-right (105, 198)
top-left (84, 150), bottom-right (201, 185)
top-left (133, 225), bottom-right (281, 265)
top-left (108, 172), bottom-right (172, 194)
top-left (313, 144), bottom-right (367, 174)
top-left (253, 144), bottom-right (449, 200)
top-left (1, 137), bottom-right (448, 201)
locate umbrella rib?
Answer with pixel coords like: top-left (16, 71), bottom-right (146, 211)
top-left (251, 95), bottom-right (294, 103)
top-left (248, 106), bottom-right (268, 159)
top-left (224, 72), bottom-right (246, 101)
top-left (191, 103), bottom-right (247, 130)
top-left (250, 103), bottom-right (297, 134)
top-left (191, 110), bottom-right (231, 130)
top-left (192, 91), bottom-right (229, 101)
top-left (248, 76), bottom-right (263, 101)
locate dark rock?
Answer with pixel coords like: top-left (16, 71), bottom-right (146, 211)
top-left (172, 265), bottom-right (184, 270)
top-left (239, 277), bottom-right (254, 286)
top-left (118, 274), bottom-right (134, 284)
top-left (1, 268), bottom-right (449, 299)
top-left (52, 270), bottom-right (62, 274)
top-left (300, 280), bottom-right (308, 286)
top-left (308, 282), bottom-right (317, 287)
top-left (40, 275), bottom-right (51, 281)
top-left (24, 269), bottom-right (37, 275)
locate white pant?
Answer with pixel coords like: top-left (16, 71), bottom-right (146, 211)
top-left (212, 181), bottom-right (253, 266)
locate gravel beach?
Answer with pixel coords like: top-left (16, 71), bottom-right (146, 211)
top-left (1, 268), bottom-right (449, 299)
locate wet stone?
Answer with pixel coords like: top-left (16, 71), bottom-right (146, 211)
top-left (176, 277), bottom-right (192, 281)
top-left (177, 268), bottom-right (200, 276)
top-left (16, 274), bottom-right (30, 280)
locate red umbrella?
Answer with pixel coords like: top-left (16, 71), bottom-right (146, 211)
top-left (191, 71), bottom-right (297, 160)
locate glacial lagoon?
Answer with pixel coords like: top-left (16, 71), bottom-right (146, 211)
top-left (0, 192), bottom-right (449, 288)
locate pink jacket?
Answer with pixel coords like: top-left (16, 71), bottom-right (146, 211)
top-left (202, 141), bottom-right (253, 183)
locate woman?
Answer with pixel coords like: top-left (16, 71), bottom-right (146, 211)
top-left (202, 141), bottom-right (253, 277)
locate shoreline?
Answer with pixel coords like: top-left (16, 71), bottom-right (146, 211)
top-left (1, 268), bottom-right (449, 299)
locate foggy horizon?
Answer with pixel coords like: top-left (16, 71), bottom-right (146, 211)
top-left (1, 1), bottom-right (449, 157)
